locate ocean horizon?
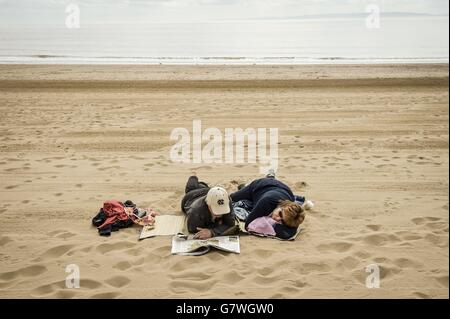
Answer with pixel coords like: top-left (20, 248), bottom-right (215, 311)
top-left (1, 16), bottom-right (448, 65)
top-left (1, 56), bottom-right (448, 65)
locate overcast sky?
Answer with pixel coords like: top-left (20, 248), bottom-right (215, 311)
top-left (0, 0), bottom-right (448, 25)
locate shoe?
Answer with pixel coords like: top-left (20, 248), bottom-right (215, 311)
top-left (266, 168), bottom-right (276, 179)
top-left (303, 200), bottom-right (314, 210)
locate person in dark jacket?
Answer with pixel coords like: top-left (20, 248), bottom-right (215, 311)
top-left (181, 175), bottom-right (237, 239)
top-left (230, 178), bottom-right (305, 239)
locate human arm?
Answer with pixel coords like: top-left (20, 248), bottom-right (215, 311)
top-left (244, 195), bottom-right (279, 228)
top-left (186, 208), bottom-right (207, 233)
top-left (230, 183), bottom-right (253, 202)
top-left (211, 209), bottom-right (236, 236)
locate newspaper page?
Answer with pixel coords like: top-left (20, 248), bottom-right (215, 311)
top-left (171, 235), bottom-right (240, 256)
top-left (139, 215), bottom-right (186, 240)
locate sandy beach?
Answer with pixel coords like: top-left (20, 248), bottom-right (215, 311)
top-left (0, 64), bottom-right (448, 298)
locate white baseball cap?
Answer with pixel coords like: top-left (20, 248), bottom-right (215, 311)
top-left (206, 187), bottom-right (230, 215)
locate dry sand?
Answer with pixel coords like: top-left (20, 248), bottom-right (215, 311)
top-left (0, 64), bottom-right (448, 298)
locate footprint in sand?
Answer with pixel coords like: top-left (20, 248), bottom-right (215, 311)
top-left (80, 278), bottom-right (104, 289)
top-left (256, 267), bottom-right (274, 277)
top-left (32, 280), bottom-right (67, 296)
top-left (148, 245), bottom-right (172, 256)
top-left (124, 247), bottom-right (145, 257)
top-left (354, 250), bottom-right (371, 259)
top-left (294, 181), bottom-right (308, 189)
top-left (105, 275), bottom-right (131, 288)
top-left (392, 257), bottom-right (424, 269)
top-left (337, 256), bottom-right (360, 270)
top-left (47, 230), bottom-right (77, 239)
top-left (413, 292), bottom-right (431, 299)
top-left (42, 244), bottom-right (75, 258)
top-left (221, 270), bottom-right (245, 285)
top-left (90, 292), bottom-right (121, 299)
top-left (411, 216), bottom-right (441, 225)
top-left (362, 233), bottom-right (401, 246)
top-left (253, 248), bottom-right (274, 258)
top-left (254, 274), bottom-right (285, 285)
top-left (433, 275), bottom-right (449, 288)
top-left (291, 279), bottom-right (308, 288)
top-left (297, 262), bottom-right (332, 274)
top-left (170, 278), bottom-right (218, 293)
top-left (424, 221), bottom-right (448, 233)
top-left (424, 234), bottom-right (448, 248)
top-left (0, 265), bottom-right (48, 281)
top-left (204, 251), bottom-right (228, 262)
top-left (0, 236), bottom-right (13, 246)
top-left (95, 241), bottom-right (135, 254)
top-left (169, 260), bottom-right (188, 272)
top-left (169, 270), bottom-right (211, 281)
top-left (33, 279), bottom-right (104, 297)
top-left (113, 261), bottom-right (133, 271)
top-left (281, 285), bottom-right (302, 294)
top-left (366, 225), bottom-right (382, 231)
top-left (317, 242), bottom-right (353, 253)
top-left (378, 264), bottom-right (402, 280)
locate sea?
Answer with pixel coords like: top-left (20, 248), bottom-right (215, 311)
top-left (0, 16), bottom-right (448, 64)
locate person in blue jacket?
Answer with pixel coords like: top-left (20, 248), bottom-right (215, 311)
top-left (230, 177), bottom-right (305, 239)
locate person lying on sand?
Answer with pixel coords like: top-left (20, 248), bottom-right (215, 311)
top-left (181, 175), bottom-right (237, 239)
top-left (230, 177), bottom-right (306, 239)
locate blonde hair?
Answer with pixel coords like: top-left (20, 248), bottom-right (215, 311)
top-left (278, 200), bottom-right (305, 228)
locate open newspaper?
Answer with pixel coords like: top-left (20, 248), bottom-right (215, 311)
top-left (139, 215), bottom-right (186, 240)
top-left (171, 234), bottom-right (240, 256)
